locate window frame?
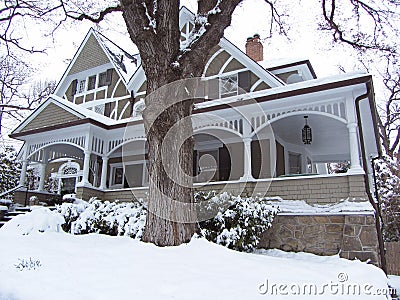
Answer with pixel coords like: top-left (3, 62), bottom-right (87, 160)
top-left (77, 79), bottom-right (86, 94)
top-left (98, 71), bottom-right (107, 87)
top-left (219, 74), bottom-right (238, 98)
top-left (87, 75), bottom-right (97, 91)
top-left (109, 161), bottom-right (149, 189)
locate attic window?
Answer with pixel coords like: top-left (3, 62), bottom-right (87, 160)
top-left (78, 80), bottom-right (86, 93)
top-left (88, 75), bottom-right (96, 90)
top-left (220, 74), bottom-right (238, 98)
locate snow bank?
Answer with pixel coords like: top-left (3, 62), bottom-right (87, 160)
top-left (270, 198), bottom-right (375, 214)
top-left (0, 234), bottom-right (390, 300)
top-left (0, 198), bottom-right (12, 205)
top-left (0, 205), bottom-right (8, 211)
top-left (0, 207), bottom-right (65, 235)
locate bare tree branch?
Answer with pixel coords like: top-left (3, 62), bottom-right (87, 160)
top-left (320, 0), bottom-right (398, 53)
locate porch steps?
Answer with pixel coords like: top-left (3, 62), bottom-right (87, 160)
top-left (15, 207), bottom-right (32, 212)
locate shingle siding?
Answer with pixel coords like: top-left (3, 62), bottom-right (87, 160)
top-left (21, 103), bottom-right (80, 132)
top-left (68, 35), bottom-right (110, 76)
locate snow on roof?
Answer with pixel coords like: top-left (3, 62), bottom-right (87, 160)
top-left (258, 57), bottom-right (309, 70)
top-left (50, 95), bottom-right (117, 126)
top-left (269, 198), bottom-right (375, 215)
top-left (95, 30), bottom-right (140, 84)
top-left (195, 71), bottom-right (370, 110)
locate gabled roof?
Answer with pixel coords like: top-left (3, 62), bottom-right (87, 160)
top-left (259, 58), bottom-right (317, 80)
top-left (95, 31), bottom-right (140, 83)
top-left (11, 95), bottom-right (116, 136)
top-left (127, 6), bottom-right (285, 93)
top-left (54, 28), bottom-right (140, 96)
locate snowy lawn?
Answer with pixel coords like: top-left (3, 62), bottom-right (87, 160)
top-left (389, 276), bottom-right (400, 297)
top-left (0, 209), bottom-right (392, 300)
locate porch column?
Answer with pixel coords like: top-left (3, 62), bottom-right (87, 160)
top-left (81, 150), bottom-right (91, 185)
top-left (100, 156), bottom-right (108, 190)
top-left (347, 123), bottom-right (363, 173)
top-left (57, 178), bottom-right (62, 194)
top-left (240, 137), bottom-right (254, 181)
top-left (19, 160), bottom-right (28, 187)
top-left (38, 163), bottom-right (47, 191)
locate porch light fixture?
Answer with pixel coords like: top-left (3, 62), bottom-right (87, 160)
top-left (302, 116), bottom-right (312, 144)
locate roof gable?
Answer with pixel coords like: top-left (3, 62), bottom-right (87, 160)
top-left (68, 34), bottom-right (110, 76)
top-left (54, 29), bottom-right (139, 98)
top-left (13, 99), bottom-right (84, 134)
top-left (128, 7), bottom-right (284, 94)
top-left (260, 59), bottom-right (317, 83)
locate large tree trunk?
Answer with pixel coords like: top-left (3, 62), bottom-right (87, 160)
top-left (142, 97), bottom-right (198, 245)
top-left (141, 76), bottom-right (199, 245)
top-left (120, 0), bottom-right (241, 246)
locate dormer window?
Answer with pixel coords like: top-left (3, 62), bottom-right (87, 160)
top-left (220, 74), bottom-right (238, 98)
top-left (88, 75), bottom-right (96, 90)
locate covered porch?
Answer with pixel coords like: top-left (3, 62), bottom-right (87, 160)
top-left (14, 85), bottom-right (377, 206)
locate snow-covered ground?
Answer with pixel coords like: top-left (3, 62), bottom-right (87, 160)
top-left (0, 209), bottom-right (393, 300)
top-left (389, 276), bottom-right (400, 298)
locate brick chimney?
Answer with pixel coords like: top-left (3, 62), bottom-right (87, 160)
top-left (245, 34), bottom-right (263, 62)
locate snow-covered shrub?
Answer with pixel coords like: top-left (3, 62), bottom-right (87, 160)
top-left (0, 147), bottom-right (21, 193)
top-left (29, 195), bottom-right (38, 205)
top-left (0, 207), bottom-right (65, 235)
top-left (57, 198), bottom-right (146, 238)
top-left (196, 192), bottom-right (279, 252)
top-left (56, 193), bottom-right (278, 252)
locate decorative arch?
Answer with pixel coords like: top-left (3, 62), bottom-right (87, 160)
top-left (193, 125), bottom-right (243, 139)
top-left (27, 141), bottom-right (85, 161)
top-left (107, 137), bottom-right (147, 157)
top-left (203, 48), bottom-right (225, 77)
top-left (251, 110), bottom-right (347, 138)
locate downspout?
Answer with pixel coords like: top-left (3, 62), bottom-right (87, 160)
top-left (354, 80), bottom-right (387, 273)
top-left (371, 156), bottom-right (385, 229)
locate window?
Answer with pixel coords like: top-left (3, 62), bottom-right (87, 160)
top-left (88, 75), bottom-right (96, 90)
top-left (78, 80), bottom-right (86, 93)
top-left (94, 104), bottom-right (105, 115)
top-left (113, 167), bottom-right (124, 185)
top-left (289, 153), bottom-right (302, 174)
top-left (110, 161), bottom-right (148, 188)
top-left (219, 74), bottom-right (238, 98)
top-left (98, 72), bottom-right (107, 87)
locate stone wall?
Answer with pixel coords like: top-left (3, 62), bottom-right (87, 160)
top-left (260, 213), bottom-right (380, 266)
top-left (14, 190), bottom-right (61, 206)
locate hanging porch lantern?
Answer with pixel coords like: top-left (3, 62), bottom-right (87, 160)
top-left (302, 116), bottom-right (312, 144)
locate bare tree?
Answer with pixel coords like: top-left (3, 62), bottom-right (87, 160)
top-left (0, 55), bottom-right (56, 138)
top-left (376, 58), bottom-right (400, 161)
top-left (1, 0), bottom-right (400, 246)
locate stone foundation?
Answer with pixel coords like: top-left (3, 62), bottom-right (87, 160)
top-left (260, 213), bottom-right (380, 266)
